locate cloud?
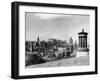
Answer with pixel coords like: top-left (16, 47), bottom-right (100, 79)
top-left (35, 13), bottom-right (72, 19)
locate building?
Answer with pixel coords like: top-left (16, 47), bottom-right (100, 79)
top-left (69, 37), bottom-right (73, 53)
top-left (76, 29), bottom-right (89, 57)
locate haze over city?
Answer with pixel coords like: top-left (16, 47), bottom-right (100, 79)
top-left (25, 12), bottom-right (90, 43)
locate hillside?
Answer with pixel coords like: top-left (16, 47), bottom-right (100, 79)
top-left (26, 55), bottom-right (89, 68)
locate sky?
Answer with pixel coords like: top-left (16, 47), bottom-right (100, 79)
top-left (25, 12), bottom-right (90, 43)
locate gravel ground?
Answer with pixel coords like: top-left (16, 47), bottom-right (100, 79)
top-left (26, 55), bottom-right (89, 68)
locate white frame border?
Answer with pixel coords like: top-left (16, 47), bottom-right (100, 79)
top-left (19, 5), bottom-right (95, 76)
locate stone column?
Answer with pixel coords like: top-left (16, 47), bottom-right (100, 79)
top-left (79, 37), bottom-right (81, 48)
top-left (82, 37), bottom-right (83, 48)
top-left (82, 37), bottom-right (84, 48)
top-left (81, 36), bottom-right (82, 48)
top-left (83, 37), bottom-right (85, 48)
top-left (85, 37), bottom-right (87, 48)
top-left (83, 37), bottom-right (84, 48)
top-left (86, 36), bottom-right (87, 48)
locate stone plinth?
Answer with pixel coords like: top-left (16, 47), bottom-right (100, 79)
top-left (76, 48), bottom-right (89, 57)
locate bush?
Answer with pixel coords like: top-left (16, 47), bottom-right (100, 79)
top-left (25, 53), bottom-right (46, 66)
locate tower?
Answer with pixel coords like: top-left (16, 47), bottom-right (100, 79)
top-left (37, 36), bottom-right (40, 43)
top-left (69, 37), bottom-right (73, 53)
top-left (37, 36), bottom-right (41, 56)
top-left (76, 29), bottom-right (89, 57)
top-left (74, 40), bottom-right (78, 50)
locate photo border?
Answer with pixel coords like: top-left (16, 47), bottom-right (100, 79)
top-left (11, 1), bottom-right (98, 79)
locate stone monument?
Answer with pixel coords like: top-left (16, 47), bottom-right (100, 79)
top-left (76, 29), bottom-right (89, 57)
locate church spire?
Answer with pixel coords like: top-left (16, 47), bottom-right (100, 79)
top-left (37, 36), bottom-right (40, 42)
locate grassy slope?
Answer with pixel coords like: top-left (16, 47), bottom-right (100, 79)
top-left (26, 55), bottom-right (89, 68)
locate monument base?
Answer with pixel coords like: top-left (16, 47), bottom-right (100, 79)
top-left (76, 48), bottom-right (89, 57)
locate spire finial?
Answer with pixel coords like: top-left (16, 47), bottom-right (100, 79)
top-left (82, 29), bottom-right (84, 32)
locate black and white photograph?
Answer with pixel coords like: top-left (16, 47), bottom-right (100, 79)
top-left (11, 1), bottom-right (97, 79)
top-left (25, 13), bottom-right (90, 68)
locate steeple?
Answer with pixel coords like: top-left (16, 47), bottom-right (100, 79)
top-left (37, 36), bottom-right (40, 42)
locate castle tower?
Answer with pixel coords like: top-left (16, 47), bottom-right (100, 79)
top-left (76, 29), bottom-right (89, 57)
